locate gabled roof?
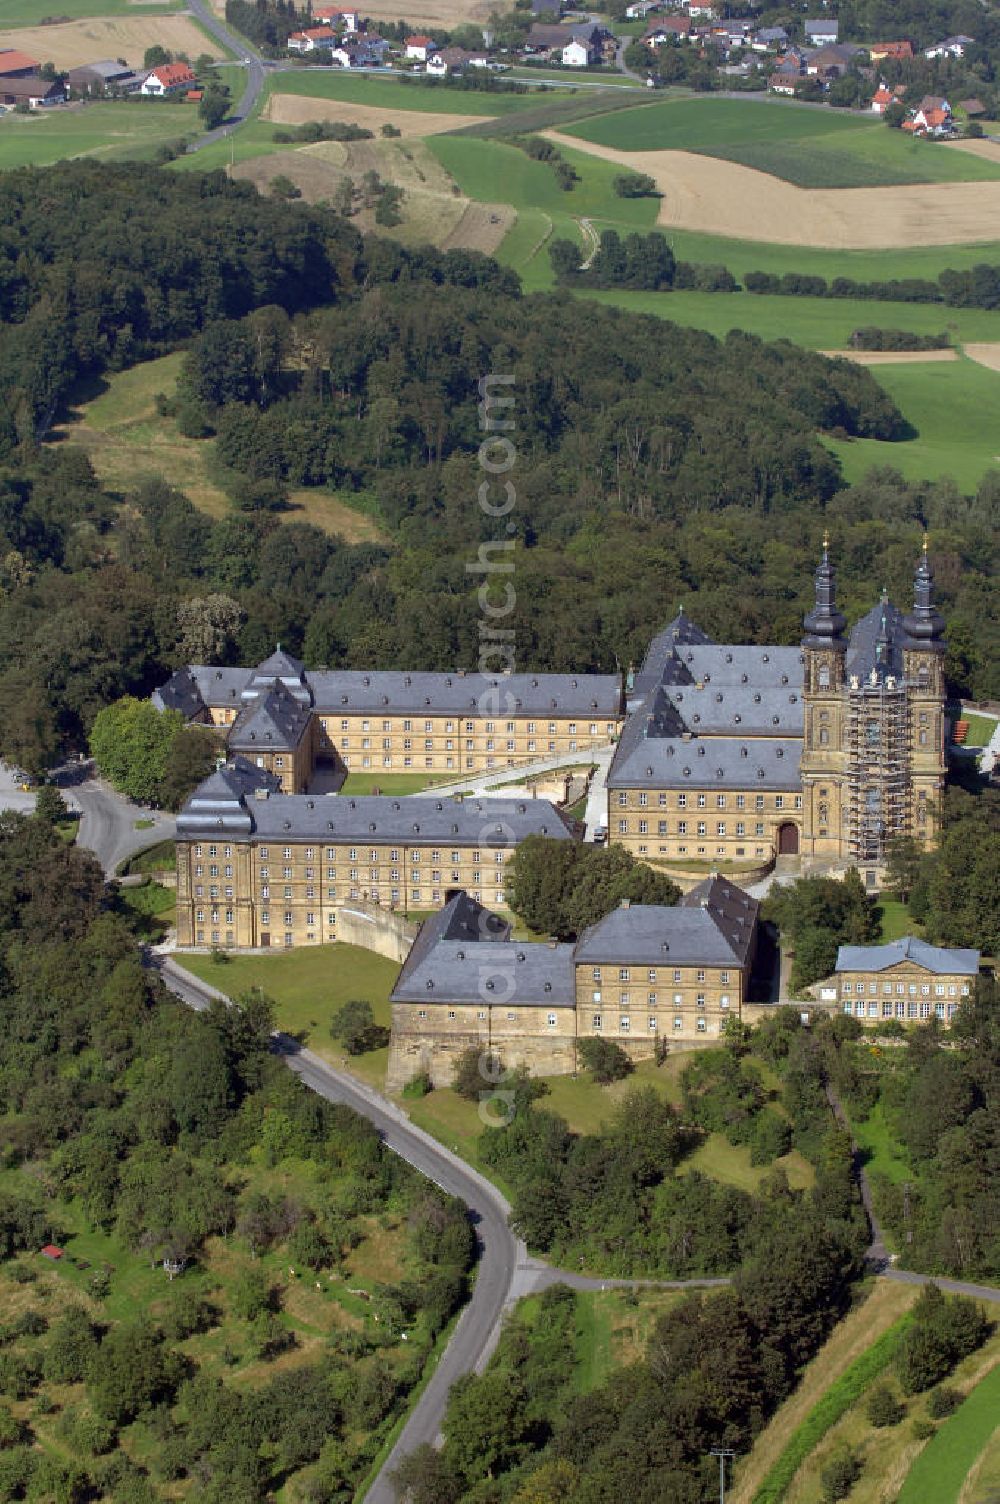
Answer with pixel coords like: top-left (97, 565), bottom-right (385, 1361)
top-left (176, 757), bottom-right (280, 835)
top-left (0, 50), bottom-right (40, 75)
top-left (836, 937), bottom-right (980, 976)
top-left (406, 33), bottom-right (435, 44)
top-left (845, 597), bottom-right (906, 681)
top-left (290, 26), bottom-right (336, 41)
top-left (152, 665), bottom-right (206, 719)
top-left (804, 16), bottom-right (838, 34)
top-left (150, 62), bottom-right (195, 85)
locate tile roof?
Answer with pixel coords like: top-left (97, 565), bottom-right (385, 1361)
top-left (0, 50), bottom-right (40, 75)
top-left (836, 937), bottom-right (980, 976)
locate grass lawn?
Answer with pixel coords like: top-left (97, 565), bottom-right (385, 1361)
top-left (959, 711), bottom-right (998, 747)
top-left (897, 1363), bottom-right (1000, 1504)
top-left (851, 1100), bottom-right (912, 1187)
top-left (0, 100), bottom-right (196, 171)
top-left (180, 942), bottom-right (399, 1088)
top-left (826, 356), bottom-right (1000, 492)
top-left (561, 96), bottom-right (1000, 186)
top-left (120, 839), bottom-right (176, 877)
top-left (572, 1286), bottom-right (686, 1391)
top-left (683, 1134), bottom-right (814, 1193)
top-left (339, 772), bottom-right (458, 795)
top-left (733, 1280), bottom-right (920, 1504)
top-left (876, 897), bottom-right (922, 941)
top-left (269, 71), bottom-right (556, 116)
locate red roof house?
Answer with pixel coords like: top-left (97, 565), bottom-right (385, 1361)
top-left (140, 62), bottom-right (196, 96)
top-left (0, 49), bottom-right (41, 78)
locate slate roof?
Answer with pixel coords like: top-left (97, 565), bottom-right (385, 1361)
top-left (176, 758), bottom-right (281, 835)
top-left (177, 782), bottom-right (573, 844)
top-left (607, 705), bottom-right (802, 791)
top-left (804, 17), bottom-right (838, 36)
top-left (836, 937), bottom-right (980, 976)
top-left (575, 874), bottom-right (758, 968)
top-left (845, 597), bottom-right (906, 682)
top-left (155, 656), bottom-right (621, 721)
top-left (228, 682), bottom-right (312, 752)
top-left (391, 893), bottom-right (575, 1007)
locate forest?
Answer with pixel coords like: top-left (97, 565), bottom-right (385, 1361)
top-left (0, 809), bottom-right (474, 1502)
top-left (0, 168), bottom-right (997, 780)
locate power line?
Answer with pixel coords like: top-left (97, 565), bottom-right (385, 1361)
top-left (709, 1448), bottom-right (736, 1504)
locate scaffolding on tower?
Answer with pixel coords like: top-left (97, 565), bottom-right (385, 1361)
top-left (844, 673), bottom-right (909, 864)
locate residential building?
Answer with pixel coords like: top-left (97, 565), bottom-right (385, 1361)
top-left (924, 35), bottom-right (974, 59)
top-left (752, 26), bottom-right (788, 51)
top-left (387, 875), bottom-right (759, 1087)
top-left (804, 17), bottom-right (838, 45)
top-left (626, 0), bottom-right (662, 19)
top-left (644, 16), bottom-right (692, 44)
top-left (140, 62), bottom-right (196, 95)
top-left (174, 763), bottom-right (574, 948)
top-left (563, 37), bottom-right (596, 66)
top-left (405, 34), bottom-right (438, 60)
top-left (153, 648), bottom-right (623, 781)
top-left (834, 937), bottom-right (979, 1025)
top-left (313, 5), bottom-right (361, 27)
top-left (606, 543), bottom-right (947, 888)
top-left (869, 41), bottom-right (913, 61)
top-left (427, 46), bottom-right (474, 74)
top-left (870, 84), bottom-right (894, 114)
top-left (287, 26), bottom-right (337, 53)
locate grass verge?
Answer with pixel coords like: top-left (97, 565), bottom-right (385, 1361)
top-left (897, 1363), bottom-right (1000, 1504)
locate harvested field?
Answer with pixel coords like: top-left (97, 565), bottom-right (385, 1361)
top-left (264, 92), bottom-right (486, 136)
top-left (964, 341), bottom-right (1000, 372)
top-left (544, 132), bottom-right (1000, 248)
top-left (234, 135), bottom-right (512, 254)
top-left (944, 137), bottom-right (1000, 164)
top-left (819, 348), bottom-right (959, 364)
top-left (0, 15), bottom-right (223, 67)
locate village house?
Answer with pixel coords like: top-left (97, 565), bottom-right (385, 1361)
top-left (869, 84), bottom-right (896, 114)
top-left (924, 35), bottom-right (974, 59)
top-left (563, 23), bottom-right (608, 66)
top-left (833, 937), bottom-right (979, 1025)
top-left (625, 0), bottom-right (662, 18)
top-left (805, 42), bottom-right (866, 78)
top-left (287, 26), bottom-right (337, 54)
top-left (405, 34), bottom-right (438, 61)
top-left (426, 46), bottom-right (476, 74)
top-left (751, 26), bottom-right (788, 52)
top-left (804, 17), bottom-right (838, 46)
top-left (332, 34), bottom-right (390, 67)
top-left (869, 41), bottom-right (913, 62)
top-left (313, 5), bottom-right (361, 28)
top-left (685, 1), bottom-right (717, 18)
top-left (644, 16), bottom-right (692, 45)
top-left (907, 94), bottom-right (954, 134)
top-left (0, 49), bottom-right (39, 80)
top-left (0, 74), bottom-right (65, 108)
top-left (140, 62), bottom-right (196, 95)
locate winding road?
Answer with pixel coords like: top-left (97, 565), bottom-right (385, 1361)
top-left (186, 0), bottom-right (269, 150)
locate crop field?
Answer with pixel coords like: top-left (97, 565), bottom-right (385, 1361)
top-left (0, 99), bottom-right (196, 170)
top-left (0, 14), bottom-right (223, 68)
top-left (898, 1364), bottom-right (1000, 1503)
top-left (0, 0), bottom-right (180, 18)
top-left (642, 228), bottom-right (1000, 283)
top-left (561, 97), bottom-right (1000, 187)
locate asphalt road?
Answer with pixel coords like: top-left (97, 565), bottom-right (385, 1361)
top-left (158, 957), bottom-right (524, 1504)
top-left (73, 777), bottom-right (176, 877)
top-left (186, 0), bottom-right (269, 151)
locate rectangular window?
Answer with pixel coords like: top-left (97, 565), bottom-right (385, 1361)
top-left (592, 1013), bottom-right (602, 1030)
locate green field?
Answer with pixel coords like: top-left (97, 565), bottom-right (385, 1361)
top-left (876, 897), bottom-right (923, 942)
top-left (269, 71), bottom-right (566, 116)
top-left (579, 287), bottom-right (1000, 349)
top-left (827, 356), bottom-right (1000, 492)
top-left (562, 96), bottom-right (1000, 186)
top-left (0, 100), bottom-right (196, 170)
top-left (898, 1364), bottom-right (1000, 1504)
top-left (654, 228), bottom-right (1000, 284)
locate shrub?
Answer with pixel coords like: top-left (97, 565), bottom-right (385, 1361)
top-left (403, 1072), bottom-right (433, 1098)
top-left (453, 1046), bottom-right (501, 1101)
top-left (927, 1384), bottom-right (962, 1418)
top-left (613, 171), bottom-right (659, 198)
top-left (866, 1383), bottom-right (904, 1427)
top-left (911, 1416), bottom-right (936, 1440)
top-left (577, 1037), bottom-right (633, 1084)
top-left (820, 1445), bottom-right (862, 1502)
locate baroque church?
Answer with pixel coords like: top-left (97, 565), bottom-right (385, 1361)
top-left (607, 542), bottom-right (947, 887)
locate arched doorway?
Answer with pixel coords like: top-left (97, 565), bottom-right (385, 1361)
top-left (777, 822), bottom-right (799, 855)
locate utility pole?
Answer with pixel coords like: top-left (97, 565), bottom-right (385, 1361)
top-left (710, 1448), bottom-right (735, 1504)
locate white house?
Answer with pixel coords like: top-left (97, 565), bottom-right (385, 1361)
top-left (804, 17), bottom-right (838, 45)
top-left (405, 34), bottom-right (438, 60)
top-left (625, 0), bottom-right (661, 18)
top-left (686, 1), bottom-right (716, 17)
top-left (287, 26), bottom-right (336, 53)
top-left (924, 34), bottom-right (975, 59)
top-left (313, 5), bottom-right (361, 27)
top-left (561, 38), bottom-right (592, 65)
top-left (140, 62), bottom-right (195, 95)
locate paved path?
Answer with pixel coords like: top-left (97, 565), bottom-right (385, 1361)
top-left (413, 743), bottom-right (614, 800)
top-left (67, 766), bottom-right (175, 878)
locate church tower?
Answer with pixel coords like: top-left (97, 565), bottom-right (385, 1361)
top-left (901, 539), bottom-right (947, 849)
top-left (800, 536), bottom-right (848, 861)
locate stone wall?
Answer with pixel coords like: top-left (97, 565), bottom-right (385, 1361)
top-left (335, 902), bottom-right (419, 965)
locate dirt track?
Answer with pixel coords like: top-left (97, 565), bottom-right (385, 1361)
top-left (819, 348), bottom-right (959, 364)
top-left (265, 94), bottom-right (488, 136)
top-left (0, 16), bottom-right (223, 67)
top-left (545, 131), bottom-right (1000, 248)
top-left (963, 342), bottom-right (1000, 371)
